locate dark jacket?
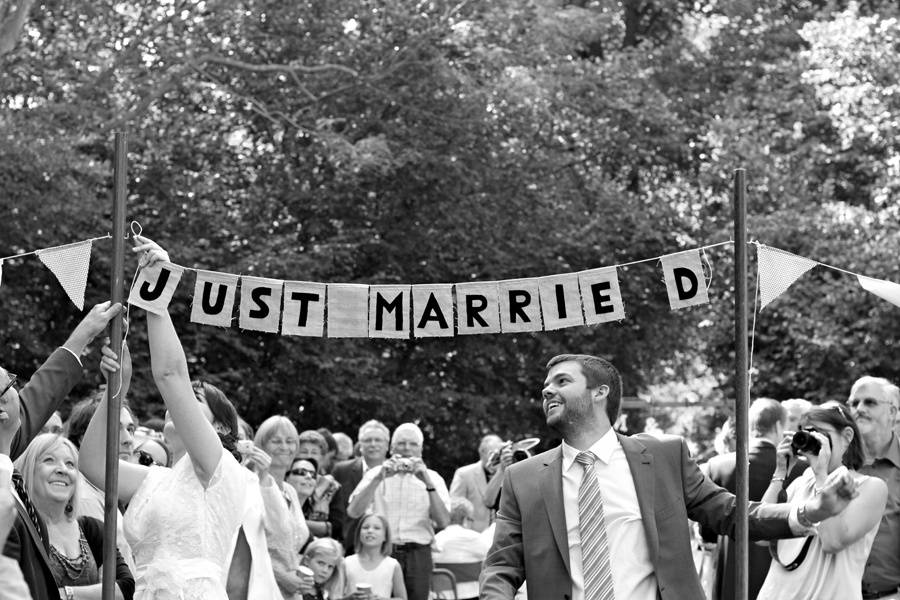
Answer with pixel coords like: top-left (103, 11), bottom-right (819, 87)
top-left (329, 457), bottom-right (366, 553)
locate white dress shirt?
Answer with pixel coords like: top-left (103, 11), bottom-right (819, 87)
top-left (562, 429), bottom-right (658, 600)
top-left (349, 466), bottom-right (451, 545)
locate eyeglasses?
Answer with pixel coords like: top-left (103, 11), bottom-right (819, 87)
top-left (288, 468), bottom-right (317, 478)
top-left (0, 373), bottom-right (17, 398)
top-left (848, 398), bottom-right (890, 409)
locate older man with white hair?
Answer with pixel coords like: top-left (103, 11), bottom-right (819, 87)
top-left (849, 376), bottom-right (900, 600)
top-left (348, 422), bottom-right (450, 600)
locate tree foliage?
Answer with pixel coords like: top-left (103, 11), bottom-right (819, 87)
top-left (2, 0), bottom-right (900, 476)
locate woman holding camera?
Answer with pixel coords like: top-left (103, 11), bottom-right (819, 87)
top-left (756, 402), bottom-right (887, 600)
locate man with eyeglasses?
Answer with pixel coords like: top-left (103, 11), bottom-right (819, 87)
top-left (849, 376), bottom-right (900, 600)
top-left (1, 300), bottom-right (123, 600)
top-left (329, 419), bottom-right (391, 554)
top-left (347, 422), bottom-right (451, 600)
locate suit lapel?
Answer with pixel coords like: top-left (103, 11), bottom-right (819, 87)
top-left (475, 463), bottom-right (488, 496)
top-left (619, 434), bottom-right (659, 562)
top-left (539, 446), bottom-right (571, 575)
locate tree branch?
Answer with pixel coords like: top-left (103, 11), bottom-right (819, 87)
top-left (196, 53), bottom-right (358, 78)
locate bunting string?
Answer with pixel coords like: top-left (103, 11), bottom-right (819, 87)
top-left (2, 234), bottom-right (899, 337)
top-left (0, 234), bottom-right (112, 262)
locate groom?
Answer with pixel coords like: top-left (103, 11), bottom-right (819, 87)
top-left (480, 353), bottom-right (859, 600)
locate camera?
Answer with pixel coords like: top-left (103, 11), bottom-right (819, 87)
top-left (790, 430), bottom-right (830, 455)
top-left (488, 437), bottom-right (541, 467)
top-left (391, 457), bottom-right (416, 473)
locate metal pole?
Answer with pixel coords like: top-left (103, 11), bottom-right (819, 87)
top-left (733, 168), bottom-right (749, 600)
top-left (102, 132), bottom-right (127, 600)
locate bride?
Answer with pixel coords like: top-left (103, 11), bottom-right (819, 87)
top-left (80, 237), bottom-right (254, 599)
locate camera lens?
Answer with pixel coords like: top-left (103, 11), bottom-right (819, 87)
top-left (790, 431), bottom-right (821, 455)
top-left (137, 450), bottom-right (155, 466)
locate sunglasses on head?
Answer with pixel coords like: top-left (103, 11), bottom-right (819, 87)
top-left (1, 373), bottom-right (18, 397)
top-left (288, 467), bottom-right (317, 478)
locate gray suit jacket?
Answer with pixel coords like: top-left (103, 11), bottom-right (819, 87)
top-left (450, 461), bottom-right (493, 532)
top-left (480, 433), bottom-right (796, 600)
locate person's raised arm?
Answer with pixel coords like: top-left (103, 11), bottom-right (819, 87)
top-left (762, 436), bottom-right (795, 504)
top-left (135, 235), bottom-right (223, 484)
top-left (12, 301), bottom-right (122, 459)
top-left (816, 475), bottom-right (887, 553)
top-left (79, 343), bottom-right (149, 504)
top-left (414, 460), bottom-right (450, 530)
top-left (346, 465), bottom-right (386, 519)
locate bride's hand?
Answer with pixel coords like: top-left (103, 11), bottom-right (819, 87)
top-left (132, 234), bottom-right (171, 268)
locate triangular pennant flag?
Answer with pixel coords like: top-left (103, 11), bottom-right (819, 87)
top-left (757, 246), bottom-right (818, 310)
top-left (857, 275), bottom-right (900, 308)
top-left (35, 241), bottom-right (93, 310)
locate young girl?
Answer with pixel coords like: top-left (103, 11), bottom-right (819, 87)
top-left (343, 514), bottom-right (407, 600)
top-left (301, 538), bottom-right (348, 600)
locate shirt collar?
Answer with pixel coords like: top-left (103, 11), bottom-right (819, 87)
top-left (879, 433), bottom-right (900, 468)
top-left (561, 427), bottom-right (619, 472)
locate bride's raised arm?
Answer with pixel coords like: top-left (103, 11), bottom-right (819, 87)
top-left (80, 342), bottom-right (149, 503)
top-left (135, 236), bottom-right (224, 485)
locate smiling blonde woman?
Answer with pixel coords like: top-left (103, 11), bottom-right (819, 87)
top-left (15, 433), bottom-right (134, 600)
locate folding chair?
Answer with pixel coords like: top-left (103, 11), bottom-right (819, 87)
top-left (434, 561), bottom-right (482, 586)
top-left (431, 567), bottom-right (458, 600)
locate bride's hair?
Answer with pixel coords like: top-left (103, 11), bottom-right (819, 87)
top-left (192, 380), bottom-right (241, 462)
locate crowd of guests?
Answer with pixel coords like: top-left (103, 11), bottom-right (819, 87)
top-left (697, 381), bottom-right (900, 600)
top-left (0, 234), bottom-right (898, 600)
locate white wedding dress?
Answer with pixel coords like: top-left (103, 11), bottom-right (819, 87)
top-left (124, 449), bottom-right (248, 599)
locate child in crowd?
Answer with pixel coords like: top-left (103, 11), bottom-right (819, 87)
top-left (343, 514), bottom-right (407, 600)
top-left (301, 538), bottom-right (348, 600)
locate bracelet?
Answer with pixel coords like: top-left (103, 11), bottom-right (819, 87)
top-left (425, 487), bottom-right (436, 492)
top-left (771, 477), bottom-right (785, 482)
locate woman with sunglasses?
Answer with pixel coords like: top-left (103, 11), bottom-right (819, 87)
top-left (286, 457), bottom-right (334, 537)
top-left (253, 415), bottom-right (312, 599)
top-left (757, 402), bottom-right (888, 600)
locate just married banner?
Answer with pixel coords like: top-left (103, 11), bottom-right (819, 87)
top-left (3, 237), bottom-right (900, 337)
top-left (126, 257), bottom-right (695, 338)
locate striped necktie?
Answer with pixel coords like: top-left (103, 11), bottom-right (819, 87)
top-left (12, 469), bottom-right (45, 543)
top-left (575, 450), bottom-right (615, 600)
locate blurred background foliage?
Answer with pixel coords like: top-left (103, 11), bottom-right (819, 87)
top-left (2, 0), bottom-right (900, 478)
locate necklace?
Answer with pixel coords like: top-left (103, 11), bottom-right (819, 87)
top-left (49, 524), bottom-right (90, 581)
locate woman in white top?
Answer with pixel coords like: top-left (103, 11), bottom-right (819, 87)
top-left (757, 402), bottom-right (887, 600)
top-left (80, 237), bottom-right (255, 599)
top-left (253, 415), bottom-right (312, 598)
